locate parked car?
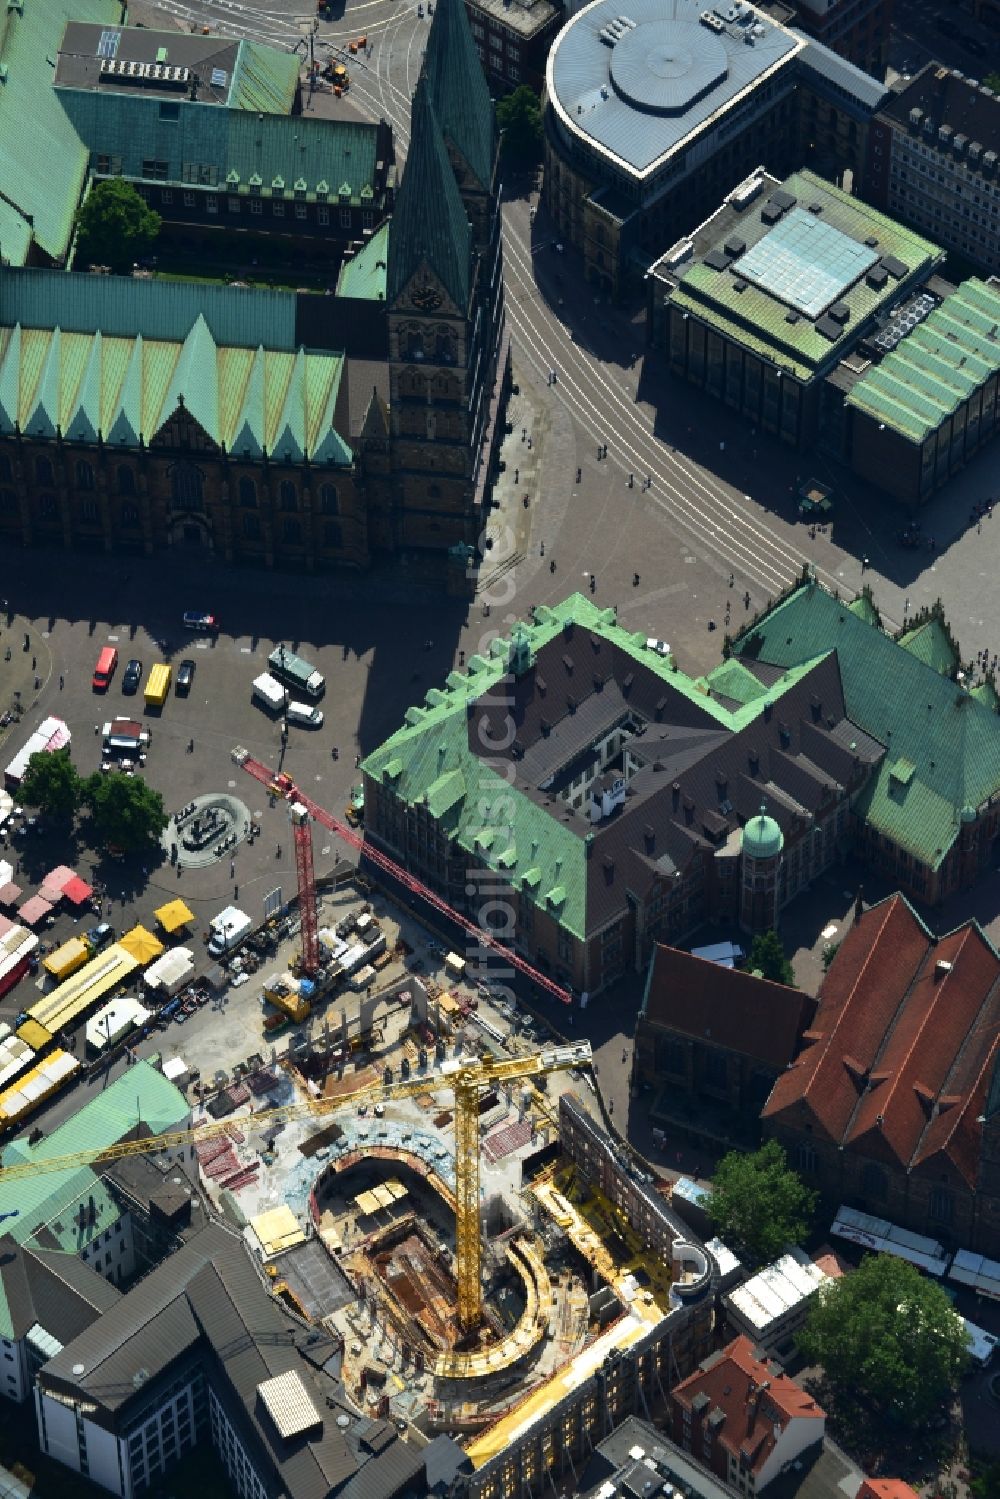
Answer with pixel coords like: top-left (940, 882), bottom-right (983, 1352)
top-left (87, 922), bottom-right (115, 950)
top-left (176, 659), bottom-right (196, 695)
top-left (122, 658), bottom-right (143, 694)
top-left (183, 611), bottom-right (218, 633)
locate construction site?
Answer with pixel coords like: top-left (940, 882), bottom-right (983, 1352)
top-left (155, 752), bottom-right (718, 1499)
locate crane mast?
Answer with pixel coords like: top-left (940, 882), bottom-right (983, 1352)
top-left (231, 749), bottom-right (572, 1005)
top-left (0, 1042), bottom-right (593, 1334)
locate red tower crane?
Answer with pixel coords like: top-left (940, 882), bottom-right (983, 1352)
top-left (289, 800), bottom-right (320, 976)
top-left (232, 748), bottom-right (571, 1004)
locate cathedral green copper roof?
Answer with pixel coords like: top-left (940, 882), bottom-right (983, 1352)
top-left (0, 316), bottom-right (350, 463)
top-left (422, 0), bottom-right (495, 192)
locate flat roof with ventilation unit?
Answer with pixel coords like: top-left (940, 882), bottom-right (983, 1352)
top-left (881, 254), bottom-right (909, 279)
top-left (257, 1370), bottom-right (322, 1439)
top-left (703, 248), bottom-right (730, 270)
top-left (736, 207), bottom-right (880, 318)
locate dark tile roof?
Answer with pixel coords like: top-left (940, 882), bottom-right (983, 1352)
top-left (641, 945), bottom-right (816, 1070)
top-left (0, 1236), bottom-right (122, 1342)
top-left (878, 64), bottom-right (1000, 153)
top-left (39, 1223), bottom-right (417, 1499)
top-left (763, 894), bottom-right (1000, 1186)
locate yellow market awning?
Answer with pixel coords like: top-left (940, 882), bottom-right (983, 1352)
top-left (119, 924), bottom-right (165, 965)
top-left (154, 899), bottom-right (195, 934)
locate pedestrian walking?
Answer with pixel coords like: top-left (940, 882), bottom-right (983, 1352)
top-left (59, 674), bottom-right (64, 690)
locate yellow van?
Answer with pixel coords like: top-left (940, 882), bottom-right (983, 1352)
top-left (144, 662), bottom-right (171, 708)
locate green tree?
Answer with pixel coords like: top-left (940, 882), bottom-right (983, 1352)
top-left (749, 928), bottom-right (796, 985)
top-left (971, 1460), bottom-right (1000, 1499)
top-left (798, 1253), bottom-right (970, 1427)
top-left (496, 85), bottom-right (543, 167)
top-left (706, 1140), bottom-right (816, 1264)
top-left (75, 179), bottom-right (161, 274)
top-left (19, 749), bottom-right (83, 822)
top-left (84, 771), bottom-right (168, 854)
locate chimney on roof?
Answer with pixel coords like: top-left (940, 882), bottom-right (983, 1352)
top-left (935, 959), bottom-right (953, 979)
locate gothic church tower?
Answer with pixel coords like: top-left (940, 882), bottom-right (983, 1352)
top-left (386, 0), bottom-right (508, 556)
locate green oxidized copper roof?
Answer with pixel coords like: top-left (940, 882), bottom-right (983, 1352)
top-left (734, 581), bottom-right (1000, 869)
top-left (845, 279), bottom-right (1000, 444)
top-left (228, 39), bottom-right (300, 114)
top-left (898, 614), bottom-right (959, 678)
top-left (0, 316), bottom-right (351, 462)
top-left (422, 0), bottom-right (495, 192)
top-left (57, 78), bottom-right (379, 202)
top-left (0, 1061), bottom-right (187, 1321)
top-left (742, 809), bottom-right (784, 860)
top-left (387, 77), bottom-right (471, 309)
top-left (364, 594), bottom-right (854, 940)
top-left (0, 265), bottom-right (299, 350)
top-left (699, 657), bottom-right (772, 707)
top-left (0, 0), bottom-right (120, 264)
top-left (971, 679), bottom-right (999, 712)
top-left (337, 222), bottom-right (389, 302)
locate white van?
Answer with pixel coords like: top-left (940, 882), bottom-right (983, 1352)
top-left (287, 701), bottom-right (324, 729)
top-left (964, 1317), bottom-right (998, 1368)
top-left (252, 673), bottom-right (288, 715)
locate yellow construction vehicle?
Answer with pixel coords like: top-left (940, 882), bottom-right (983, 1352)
top-left (262, 973), bottom-right (312, 1028)
top-left (0, 1042), bottom-right (593, 1332)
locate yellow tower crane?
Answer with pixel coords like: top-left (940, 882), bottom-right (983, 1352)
top-left (0, 1041), bottom-right (592, 1333)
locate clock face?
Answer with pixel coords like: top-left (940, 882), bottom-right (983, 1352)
top-left (412, 280), bottom-right (443, 310)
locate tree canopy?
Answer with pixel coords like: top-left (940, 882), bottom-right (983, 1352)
top-left (706, 1140), bottom-right (816, 1264)
top-left (19, 749), bottom-right (84, 822)
top-left (75, 179), bottom-right (161, 273)
top-left (749, 928), bottom-right (796, 985)
top-left (798, 1253), bottom-right (970, 1427)
top-left (497, 85), bottom-right (543, 166)
top-left (83, 771), bottom-right (168, 854)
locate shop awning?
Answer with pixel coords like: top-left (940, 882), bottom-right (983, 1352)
top-left (17, 895), bottom-right (53, 927)
top-left (119, 924), bottom-right (165, 965)
top-left (62, 876), bottom-right (93, 906)
top-left (0, 883), bottom-right (22, 907)
top-left (154, 899), bottom-right (195, 934)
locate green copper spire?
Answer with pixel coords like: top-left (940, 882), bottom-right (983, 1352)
top-left (387, 76), bottom-right (471, 309)
top-left (421, 0), bottom-right (496, 192)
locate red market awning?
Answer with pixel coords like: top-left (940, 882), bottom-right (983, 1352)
top-left (62, 876), bottom-right (93, 906)
top-left (43, 865), bottom-right (75, 892)
top-left (18, 895), bottom-right (53, 926)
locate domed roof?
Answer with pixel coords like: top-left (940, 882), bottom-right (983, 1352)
top-left (742, 808), bottom-right (784, 861)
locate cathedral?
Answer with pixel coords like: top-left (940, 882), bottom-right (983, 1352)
top-left (0, 0), bottom-right (509, 579)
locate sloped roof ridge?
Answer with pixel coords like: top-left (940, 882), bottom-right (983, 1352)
top-left (421, 0), bottom-right (494, 191)
top-left (843, 923), bottom-right (976, 1159)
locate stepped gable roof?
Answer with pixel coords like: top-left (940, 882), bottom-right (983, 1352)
top-left (421, 0), bottom-right (495, 192)
top-left (387, 76), bottom-right (471, 309)
top-left (641, 944), bottom-right (815, 1070)
top-left (763, 893), bottom-right (1000, 1186)
top-left (735, 580), bottom-right (1000, 869)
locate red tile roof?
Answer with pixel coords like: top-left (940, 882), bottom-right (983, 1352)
top-left (763, 894), bottom-right (1000, 1186)
top-left (641, 945), bottom-right (816, 1070)
top-left (858, 1479), bottom-right (920, 1499)
top-left (671, 1335), bottom-right (824, 1475)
